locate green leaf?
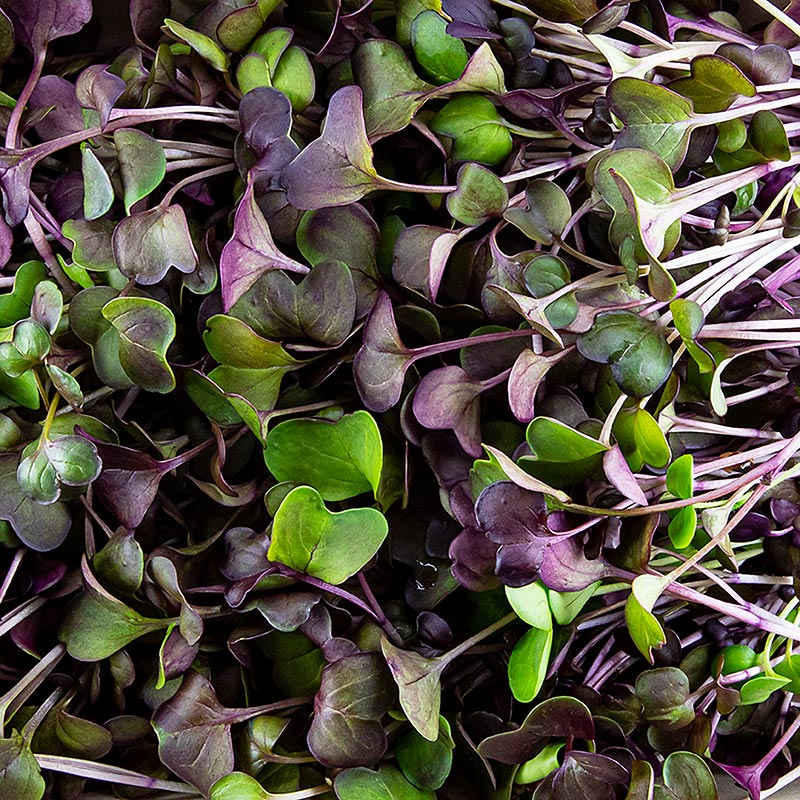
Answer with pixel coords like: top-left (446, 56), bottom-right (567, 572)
top-left (411, 11), bottom-right (468, 84)
top-left (0, 261), bottom-right (47, 326)
top-left (0, 454), bottom-right (70, 551)
top-left (750, 110), bottom-right (790, 161)
top-left (113, 129), bottom-right (167, 214)
top-left (505, 581), bottom-right (552, 630)
top-left (92, 529), bottom-right (144, 595)
top-left (669, 55), bottom-right (755, 113)
top-left (81, 143), bottom-right (114, 220)
top-left (632, 409), bottom-right (671, 468)
top-left (662, 751), bottom-right (717, 800)
top-left (521, 417), bottom-right (607, 485)
top-left (523, 254), bottom-right (578, 328)
top-left (668, 506), bottom-right (697, 550)
top-left (59, 558), bottom-right (170, 660)
top-left (738, 675), bottom-right (791, 705)
top-left (578, 310), bottom-right (672, 397)
top-left (670, 298), bottom-right (714, 373)
top-left (625, 593), bottom-right (666, 662)
top-left (268, 485), bottom-right (389, 585)
top-left (163, 19), bottom-right (230, 72)
top-left (354, 39), bottom-right (432, 139)
top-left (335, 764), bottom-right (436, 800)
top-left (508, 625), bottom-right (552, 703)
top-left (210, 773), bottom-right (271, 800)
top-left (430, 94), bottom-right (512, 167)
top-left (547, 583), bottom-right (599, 626)
top-left (504, 180), bottom-right (571, 245)
top-left (666, 454), bottom-right (694, 499)
top-left (102, 296), bottom-right (176, 393)
top-left (272, 46), bottom-right (315, 112)
top-left (380, 638), bottom-right (445, 742)
top-left (516, 742), bottom-right (565, 785)
top-left (395, 718), bottom-right (454, 791)
top-left (62, 219), bottom-right (117, 272)
top-left (607, 78), bottom-right (694, 168)
top-left (446, 162), bottom-right (508, 226)
top-left (265, 410), bottom-right (383, 501)
top-left (0, 734), bottom-right (45, 800)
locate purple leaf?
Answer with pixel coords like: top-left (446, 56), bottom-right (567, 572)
top-left (449, 526), bottom-right (501, 591)
top-left (239, 87), bottom-right (300, 188)
top-left (443, 0), bottom-right (499, 30)
top-left (75, 65), bottom-right (126, 129)
top-left (129, 0), bottom-right (171, 45)
top-left (0, 215), bottom-right (11, 268)
top-left (220, 180), bottom-right (307, 310)
top-left (475, 481), bottom-right (549, 545)
top-left (603, 445), bottom-right (648, 506)
top-left (281, 85), bottom-right (387, 210)
top-left (354, 291), bottom-right (414, 412)
top-left (413, 366), bottom-right (486, 457)
top-left (5, 0), bottom-right (92, 50)
top-left (538, 535), bottom-right (611, 591)
top-left (0, 155), bottom-right (33, 226)
top-left (28, 75), bottom-right (84, 140)
top-left (307, 653), bottom-right (394, 767)
top-left (478, 697), bottom-right (595, 763)
top-left (112, 205), bottom-right (198, 285)
top-left (392, 225), bottom-right (460, 302)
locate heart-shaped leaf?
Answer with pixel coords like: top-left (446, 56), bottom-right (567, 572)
top-left (578, 310), bottom-right (672, 397)
top-left (504, 179), bottom-right (571, 245)
top-left (6, 0), bottom-right (93, 50)
top-left (669, 55), bottom-right (754, 113)
top-left (231, 260), bottom-right (357, 346)
top-left (335, 764), bottom-right (436, 799)
top-left (112, 205), bottom-right (198, 285)
top-left (113, 128), bottom-right (167, 214)
top-left (265, 410), bottom-right (383, 501)
top-left (282, 86), bottom-right (389, 209)
top-left (220, 180), bottom-right (307, 310)
top-left (267, 485), bottom-right (388, 584)
top-left (101, 296), bottom-right (176, 393)
top-left (446, 162), bottom-right (508, 225)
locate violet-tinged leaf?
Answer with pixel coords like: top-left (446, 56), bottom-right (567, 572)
top-left (539, 535), bottom-right (611, 591)
top-left (129, 0), bottom-right (171, 45)
top-left (381, 638), bottom-right (444, 742)
top-left (0, 155), bottom-right (33, 226)
top-left (413, 366), bottom-right (487, 457)
top-left (84, 438), bottom-right (171, 529)
top-left (475, 481), bottom-right (549, 545)
top-left (354, 292), bottom-right (415, 412)
top-left (220, 180), bottom-right (307, 310)
top-left (392, 225), bottom-right (461, 303)
top-left (5, 0), bottom-right (93, 49)
top-left (478, 696), bottom-right (595, 764)
top-left (448, 526), bottom-right (501, 591)
top-left (152, 671), bottom-right (239, 795)
top-left (239, 86), bottom-right (299, 177)
top-left (28, 75), bottom-right (84, 140)
top-left (308, 652), bottom-right (394, 767)
top-left (0, 9), bottom-right (13, 66)
top-left (62, 218), bottom-right (116, 272)
top-left (112, 205), bottom-right (197, 285)
top-left (281, 85), bottom-right (388, 210)
top-left (603, 445), bottom-right (647, 505)
top-left (507, 348), bottom-right (558, 423)
top-left (76, 65), bottom-right (126, 129)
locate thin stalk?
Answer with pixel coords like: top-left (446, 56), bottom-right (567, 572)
top-left (160, 163), bottom-right (236, 206)
top-left (6, 50), bottom-right (45, 148)
top-left (34, 756), bottom-right (196, 793)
